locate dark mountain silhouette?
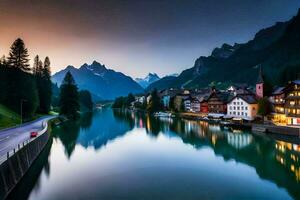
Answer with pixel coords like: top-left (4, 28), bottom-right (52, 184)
top-left (147, 9), bottom-right (300, 91)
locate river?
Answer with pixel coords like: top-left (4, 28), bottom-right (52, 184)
top-left (8, 109), bottom-right (300, 200)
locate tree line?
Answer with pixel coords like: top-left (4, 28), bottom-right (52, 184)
top-left (0, 38), bottom-right (52, 119)
top-left (0, 38), bottom-right (94, 121)
top-left (112, 89), bottom-right (163, 113)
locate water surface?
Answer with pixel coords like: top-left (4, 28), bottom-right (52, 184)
top-left (10, 109), bottom-right (300, 199)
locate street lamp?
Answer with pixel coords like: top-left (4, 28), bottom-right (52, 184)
top-left (20, 99), bottom-right (27, 124)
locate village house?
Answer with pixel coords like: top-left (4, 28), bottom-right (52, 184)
top-left (227, 94), bottom-right (258, 120)
top-left (190, 98), bottom-right (201, 112)
top-left (269, 87), bottom-right (287, 124)
top-left (284, 80), bottom-right (300, 126)
top-left (207, 89), bottom-right (231, 116)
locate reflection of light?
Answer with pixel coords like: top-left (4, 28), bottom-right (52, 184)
top-left (293, 144), bottom-right (300, 152)
top-left (208, 125), bottom-right (221, 131)
top-left (291, 165), bottom-right (295, 172)
top-left (227, 133), bottom-right (253, 149)
top-left (232, 129), bottom-right (242, 133)
top-left (139, 119), bottom-right (143, 128)
top-left (211, 135), bottom-right (217, 146)
top-left (146, 116), bottom-right (151, 130)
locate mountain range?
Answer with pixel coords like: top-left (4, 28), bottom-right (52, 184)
top-left (52, 61), bottom-right (143, 100)
top-left (135, 73), bottom-right (160, 88)
top-left (147, 9), bottom-right (300, 91)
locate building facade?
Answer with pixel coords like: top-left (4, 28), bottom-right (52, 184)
top-left (285, 80), bottom-right (300, 126)
top-left (227, 95), bottom-right (258, 120)
top-left (207, 90), bottom-right (230, 114)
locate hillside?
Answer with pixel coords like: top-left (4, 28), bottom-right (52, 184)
top-left (0, 104), bottom-right (20, 130)
top-left (147, 9), bottom-right (300, 91)
top-left (52, 61), bottom-right (144, 100)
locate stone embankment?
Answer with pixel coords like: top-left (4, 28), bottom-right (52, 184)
top-left (0, 119), bottom-right (55, 199)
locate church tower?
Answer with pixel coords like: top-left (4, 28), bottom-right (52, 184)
top-left (256, 66), bottom-right (264, 98)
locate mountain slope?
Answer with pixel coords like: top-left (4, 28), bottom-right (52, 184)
top-left (135, 73), bottom-right (160, 88)
top-left (147, 9), bottom-right (300, 91)
top-left (52, 61), bottom-right (143, 100)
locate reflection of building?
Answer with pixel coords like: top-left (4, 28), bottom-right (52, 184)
top-left (227, 133), bottom-right (253, 149)
top-left (275, 141), bottom-right (300, 182)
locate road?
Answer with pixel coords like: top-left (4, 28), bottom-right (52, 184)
top-left (0, 116), bottom-right (55, 162)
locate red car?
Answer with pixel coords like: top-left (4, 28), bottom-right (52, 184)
top-left (30, 131), bottom-right (38, 138)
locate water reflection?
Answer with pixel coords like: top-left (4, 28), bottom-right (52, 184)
top-left (8, 109), bottom-right (300, 200)
top-left (112, 109), bottom-right (300, 199)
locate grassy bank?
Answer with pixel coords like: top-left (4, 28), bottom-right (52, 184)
top-left (0, 104), bottom-right (21, 130)
top-left (0, 104), bottom-right (51, 130)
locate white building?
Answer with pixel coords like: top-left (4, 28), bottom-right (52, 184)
top-left (227, 95), bottom-right (258, 120)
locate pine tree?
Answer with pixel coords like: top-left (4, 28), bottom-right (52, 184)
top-left (0, 55), bottom-right (7, 67)
top-left (59, 71), bottom-right (80, 119)
top-left (7, 38), bottom-right (30, 72)
top-left (32, 55), bottom-right (39, 75)
top-left (147, 89), bottom-right (162, 113)
top-left (43, 57), bottom-right (51, 79)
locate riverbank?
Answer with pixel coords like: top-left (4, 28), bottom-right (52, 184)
top-left (178, 112), bottom-right (300, 138)
top-left (0, 117), bottom-right (57, 199)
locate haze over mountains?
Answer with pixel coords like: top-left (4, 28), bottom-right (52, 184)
top-left (52, 61), bottom-right (143, 100)
top-left (147, 9), bottom-right (300, 91)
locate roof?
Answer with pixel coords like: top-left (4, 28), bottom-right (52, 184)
top-left (272, 87), bottom-right (285, 95)
top-left (257, 66), bottom-right (264, 84)
top-left (207, 90), bottom-right (233, 103)
top-left (291, 80), bottom-right (300, 85)
top-left (228, 94), bottom-right (257, 104)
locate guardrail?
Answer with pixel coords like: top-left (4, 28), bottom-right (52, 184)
top-left (0, 121), bottom-right (48, 165)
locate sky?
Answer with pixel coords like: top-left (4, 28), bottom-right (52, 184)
top-left (0, 0), bottom-right (300, 78)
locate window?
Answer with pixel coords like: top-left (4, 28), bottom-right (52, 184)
top-left (237, 106), bottom-right (240, 110)
top-left (229, 112), bottom-right (232, 115)
top-left (238, 112), bottom-right (240, 115)
top-left (241, 102), bottom-right (243, 105)
top-left (245, 107), bottom-right (248, 110)
top-left (237, 102), bottom-right (240, 105)
top-left (233, 111), bottom-right (236, 115)
top-left (241, 107), bottom-right (244, 110)
top-left (245, 113), bottom-right (247, 116)
top-left (234, 102), bottom-right (236, 105)
top-left (233, 106), bottom-right (236, 110)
